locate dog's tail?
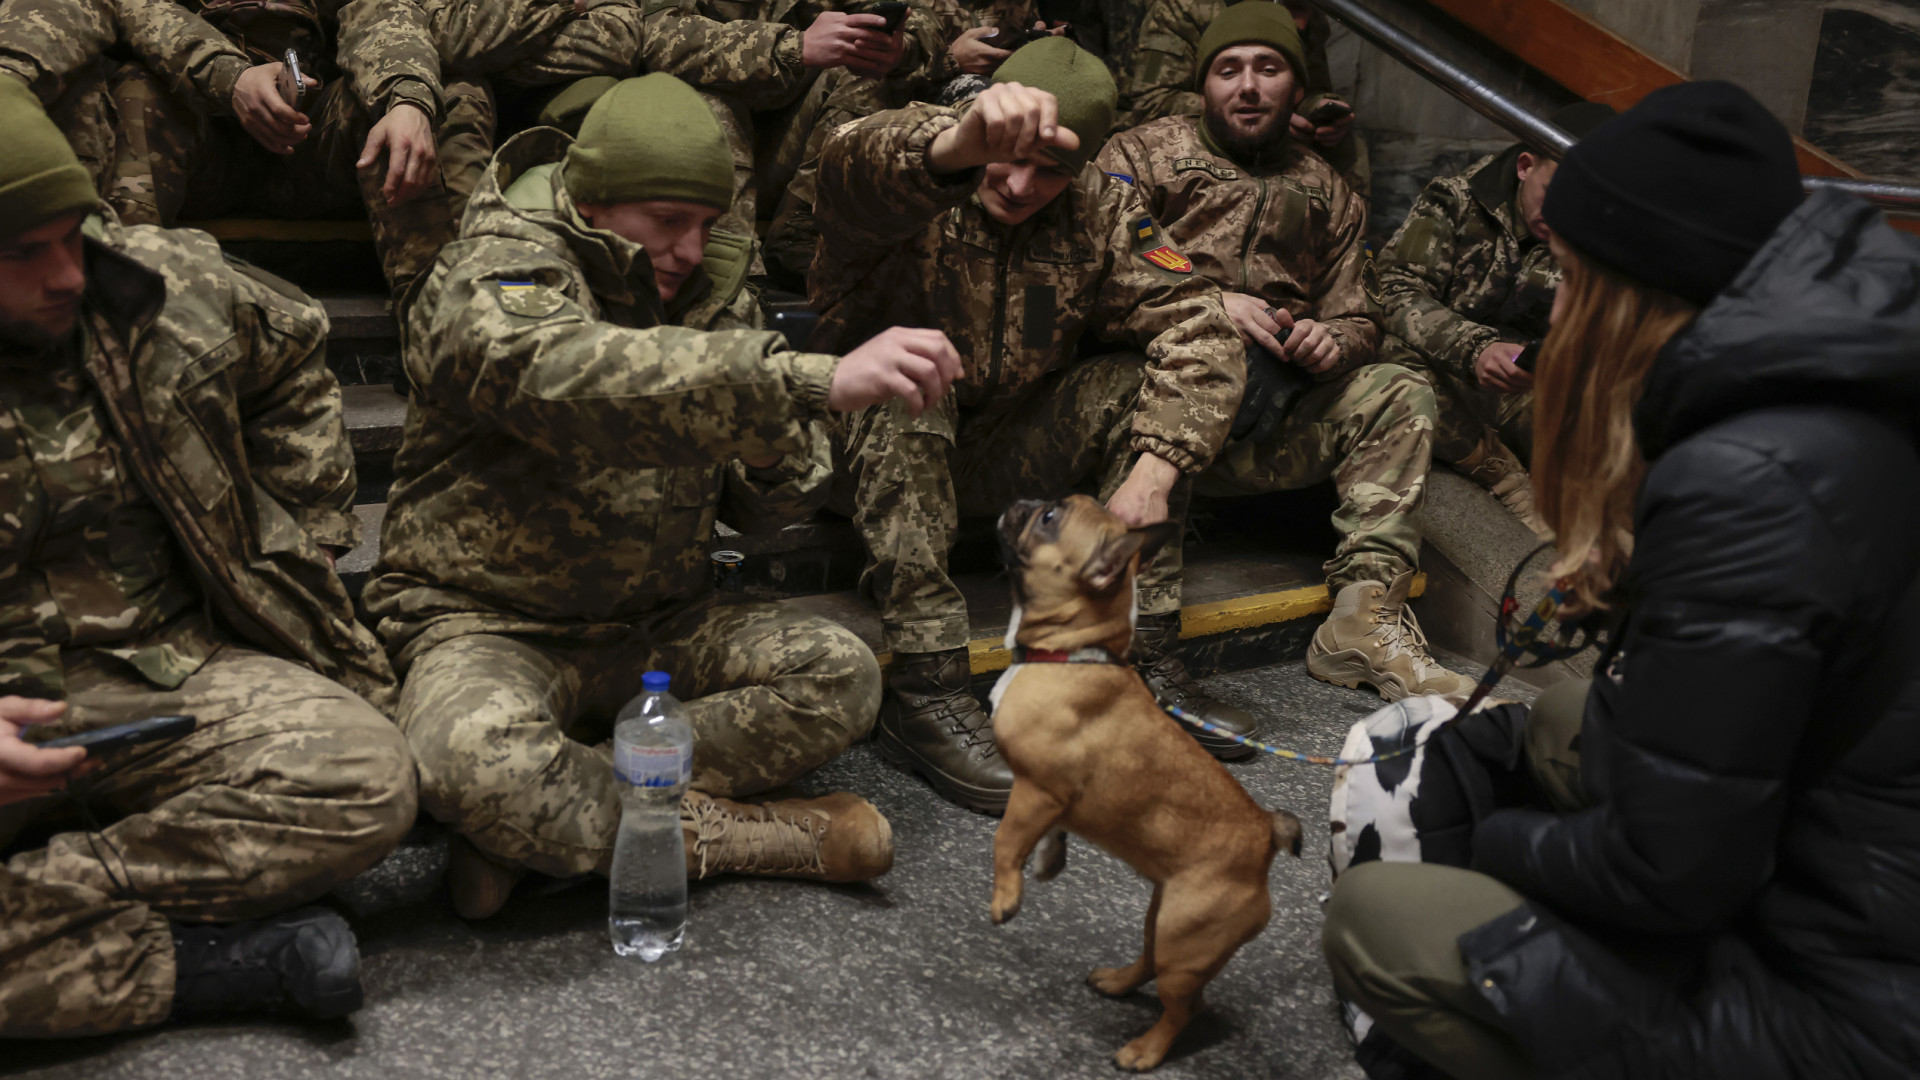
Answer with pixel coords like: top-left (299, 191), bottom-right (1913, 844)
top-left (1271, 810), bottom-right (1304, 858)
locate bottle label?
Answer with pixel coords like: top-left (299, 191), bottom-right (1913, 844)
top-left (615, 743), bottom-right (691, 789)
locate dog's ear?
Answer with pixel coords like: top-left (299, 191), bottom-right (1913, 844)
top-left (1080, 521), bottom-right (1179, 592)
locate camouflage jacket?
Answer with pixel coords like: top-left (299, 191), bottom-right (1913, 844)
top-left (925, 0), bottom-right (1042, 82)
top-left (645, 0), bottom-right (945, 103)
top-left (1376, 146), bottom-right (1558, 379)
top-left (0, 0), bottom-right (442, 120)
top-left (0, 216), bottom-right (394, 707)
top-left (1098, 115), bottom-right (1380, 375)
top-left (366, 128), bottom-right (838, 667)
top-left (809, 103), bottom-right (1243, 473)
top-left (1119, 0), bottom-right (1335, 129)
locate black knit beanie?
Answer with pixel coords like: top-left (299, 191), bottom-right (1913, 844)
top-left (1543, 81), bottom-right (1804, 305)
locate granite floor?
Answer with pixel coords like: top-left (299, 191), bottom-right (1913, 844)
top-left (3, 658), bottom-right (1536, 1080)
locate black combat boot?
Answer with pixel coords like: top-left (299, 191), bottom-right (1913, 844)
top-left (168, 907), bottom-right (364, 1024)
top-left (1131, 612), bottom-right (1259, 760)
top-left (875, 647), bottom-right (1013, 815)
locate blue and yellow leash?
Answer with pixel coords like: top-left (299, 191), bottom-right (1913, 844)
top-left (1163, 580), bottom-right (1576, 769)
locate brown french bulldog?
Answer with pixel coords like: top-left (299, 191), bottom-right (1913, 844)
top-left (988, 494), bottom-right (1304, 1072)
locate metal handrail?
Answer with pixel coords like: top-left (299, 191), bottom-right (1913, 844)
top-left (1308, 0), bottom-right (1920, 215)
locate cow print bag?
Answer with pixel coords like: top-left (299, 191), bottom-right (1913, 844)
top-left (1328, 695), bottom-right (1538, 879)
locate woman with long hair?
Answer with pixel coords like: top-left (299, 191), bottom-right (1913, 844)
top-left (1321, 81), bottom-right (1920, 1079)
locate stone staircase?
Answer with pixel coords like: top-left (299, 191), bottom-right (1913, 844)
top-left (222, 222), bottom-right (1541, 694)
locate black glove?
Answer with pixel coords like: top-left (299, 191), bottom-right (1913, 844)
top-left (1229, 338), bottom-right (1310, 443)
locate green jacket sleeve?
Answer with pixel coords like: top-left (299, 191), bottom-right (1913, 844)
top-left (223, 259), bottom-right (361, 550)
top-left (1377, 178), bottom-right (1501, 380)
top-left (809, 104), bottom-right (976, 308)
top-left (411, 241), bottom-right (840, 470)
top-left (638, 3), bottom-right (813, 110)
top-left (1313, 183), bottom-right (1382, 377)
top-left (0, 0), bottom-right (121, 104)
top-left (1118, 0), bottom-right (1205, 129)
top-left (1088, 180), bottom-right (1244, 474)
top-left (334, 0), bottom-right (443, 120)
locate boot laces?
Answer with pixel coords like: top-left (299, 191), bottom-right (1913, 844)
top-left (687, 797), bottom-right (827, 879)
top-left (1372, 602), bottom-right (1449, 680)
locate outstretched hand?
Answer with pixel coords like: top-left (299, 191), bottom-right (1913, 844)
top-left (358, 102), bottom-right (438, 206)
top-left (827, 326), bottom-right (963, 417)
top-left (926, 81), bottom-right (1079, 173)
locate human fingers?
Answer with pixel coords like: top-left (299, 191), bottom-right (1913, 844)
top-left (1245, 322), bottom-right (1287, 357)
top-left (0, 697), bottom-right (66, 726)
top-left (883, 371), bottom-right (926, 417)
top-left (0, 737), bottom-right (85, 778)
top-left (1289, 113), bottom-right (1314, 139)
top-left (384, 137), bottom-right (414, 203)
top-left (357, 124), bottom-right (389, 170)
top-left (892, 328), bottom-right (961, 384)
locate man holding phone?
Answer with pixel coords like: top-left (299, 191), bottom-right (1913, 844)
top-left (1098, 3), bottom-right (1471, 703)
top-left (0, 84), bottom-right (416, 1038)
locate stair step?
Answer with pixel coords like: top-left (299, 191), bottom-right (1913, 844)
top-left (324, 296), bottom-right (398, 340)
top-left (344, 384), bottom-right (409, 456)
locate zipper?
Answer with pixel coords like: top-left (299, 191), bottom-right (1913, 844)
top-left (984, 241), bottom-right (1013, 398)
top-left (1238, 175), bottom-right (1268, 294)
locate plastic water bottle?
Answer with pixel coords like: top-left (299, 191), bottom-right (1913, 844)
top-left (609, 671), bottom-right (694, 961)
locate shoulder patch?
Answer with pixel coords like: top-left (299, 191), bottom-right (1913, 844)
top-left (1173, 157), bottom-right (1238, 181)
top-left (487, 279), bottom-right (569, 319)
top-left (1141, 246), bottom-right (1192, 273)
top-left (1105, 171), bottom-right (1135, 185)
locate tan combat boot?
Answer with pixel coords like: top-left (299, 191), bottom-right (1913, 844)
top-left (1308, 572), bottom-right (1477, 701)
top-left (447, 834), bottom-right (526, 921)
top-left (1456, 432), bottom-right (1551, 540)
top-left (682, 790), bottom-right (894, 883)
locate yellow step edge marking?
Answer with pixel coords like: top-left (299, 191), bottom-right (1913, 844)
top-left (874, 573), bottom-right (1425, 675)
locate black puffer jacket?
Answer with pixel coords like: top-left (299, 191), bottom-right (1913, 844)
top-left (1463, 189), bottom-right (1920, 1078)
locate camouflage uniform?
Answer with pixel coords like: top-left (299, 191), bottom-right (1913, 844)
top-left (0, 0), bottom-right (493, 306)
top-left (1376, 146), bottom-right (1553, 465)
top-left (810, 104), bottom-right (1243, 652)
top-left (1100, 115), bottom-right (1431, 588)
top-left (1118, 0), bottom-right (1369, 197)
top-left (0, 219), bottom-right (412, 1037)
top-left (365, 129), bottom-right (880, 878)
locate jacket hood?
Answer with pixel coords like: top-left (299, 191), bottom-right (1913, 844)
top-left (465, 127), bottom-right (673, 321)
top-left (1636, 189), bottom-right (1920, 457)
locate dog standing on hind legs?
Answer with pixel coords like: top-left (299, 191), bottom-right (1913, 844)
top-left (989, 495), bottom-right (1305, 1071)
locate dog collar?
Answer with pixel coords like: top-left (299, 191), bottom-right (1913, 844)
top-left (1011, 646), bottom-right (1128, 665)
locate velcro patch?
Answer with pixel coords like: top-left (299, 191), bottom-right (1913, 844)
top-left (1142, 246), bottom-right (1192, 273)
top-left (1105, 171), bottom-right (1136, 185)
top-left (489, 279), bottom-right (568, 319)
top-left (1173, 157), bottom-right (1238, 181)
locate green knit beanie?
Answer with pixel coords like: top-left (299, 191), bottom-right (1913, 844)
top-left (562, 73), bottom-right (733, 210)
top-left (0, 77), bottom-right (97, 240)
top-left (992, 37), bottom-right (1117, 174)
top-left (1195, 1), bottom-right (1309, 90)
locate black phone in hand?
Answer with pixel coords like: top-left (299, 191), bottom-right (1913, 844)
top-left (42, 715), bottom-right (197, 755)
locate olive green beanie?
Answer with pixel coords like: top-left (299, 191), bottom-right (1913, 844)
top-left (562, 73), bottom-right (733, 210)
top-left (0, 77), bottom-right (97, 240)
top-left (991, 37), bottom-right (1117, 174)
top-left (1195, 1), bottom-right (1309, 89)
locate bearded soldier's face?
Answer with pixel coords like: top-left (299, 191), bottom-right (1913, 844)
top-left (1202, 45), bottom-right (1301, 159)
top-left (0, 212), bottom-right (86, 351)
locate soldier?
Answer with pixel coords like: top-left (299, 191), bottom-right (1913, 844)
top-left (811, 38), bottom-right (1253, 815)
top-left (1120, 0), bottom-right (1367, 198)
top-left (0, 83), bottom-right (415, 1036)
top-left (0, 0), bottom-right (492, 309)
top-left (365, 74), bottom-right (961, 919)
top-left (1098, 2), bottom-right (1471, 702)
top-left (1376, 101), bottom-right (1618, 538)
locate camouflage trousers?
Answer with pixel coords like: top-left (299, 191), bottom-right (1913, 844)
top-left (0, 647), bottom-right (416, 1038)
top-left (396, 597), bottom-right (882, 879)
top-left (105, 64), bottom-right (496, 308)
top-left (1196, 362), bottom-right (1435, 589)
top-left (1422, 364), bottom-right (1533, 467)
top-left (830, 353), bottom-right (1189, 654)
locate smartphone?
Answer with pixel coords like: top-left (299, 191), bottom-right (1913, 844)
top-left (867, 0), bottom-right (907, 33)
top-left (982, 26), bottom-right (1046, 51)
top-left (277, 49), bottom-right (309, 110)
top-left (42, 715), bottom-right (198, 755)
top-left (1512, 340), bottom-right (1542, 374)
top-left (1305, 99), bottom-right (1353, 126)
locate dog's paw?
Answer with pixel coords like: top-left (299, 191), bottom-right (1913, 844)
top-left (1112, 1039), bottom-right (1166, 1072)
top-left (990, 887), bottom-right (1023, 925)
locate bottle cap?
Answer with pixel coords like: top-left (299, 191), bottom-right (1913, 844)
top-left (642, 671), bottom-right (671, 693)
